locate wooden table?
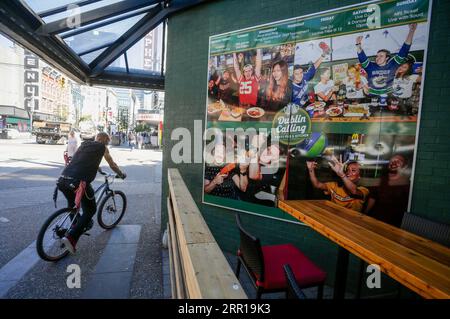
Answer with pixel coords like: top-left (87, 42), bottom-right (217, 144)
top-left (278, 199), bottom-right (450, 299)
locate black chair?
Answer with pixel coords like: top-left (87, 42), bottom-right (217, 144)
top-left (397, 212), bottom-right (450, 298)
top-left (284, 264), bottom-right (307, 299)
top-left (400, 212), bottom-right (450, 247)
top-left (235, 213), bottom-right (326, 299)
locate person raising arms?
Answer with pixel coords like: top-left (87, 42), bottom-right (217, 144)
top-left (306, 156), bottom-right (369, 213)
top-left (355, 23), bottom-right (418, 97)
top-left (233, 49), bottom-right (262, 108)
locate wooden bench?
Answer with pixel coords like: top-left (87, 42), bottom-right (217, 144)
top-left (167, 168), bottom-right (247, 299)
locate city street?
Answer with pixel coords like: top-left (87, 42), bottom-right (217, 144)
top-left (0, 138), bottom-right (163, 298)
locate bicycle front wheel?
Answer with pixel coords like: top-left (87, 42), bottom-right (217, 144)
top-left (97, 190), bottom-right (127, 229)
top-left (36, 208), bottom-right (76, 262)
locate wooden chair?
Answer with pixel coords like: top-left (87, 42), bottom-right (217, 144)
top-left (284, 264), bottom-right (307, 299)
top-left (235, 213), bottom-right (326, 299)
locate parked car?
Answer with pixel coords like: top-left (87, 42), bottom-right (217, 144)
top-left (5, 128), bottom-right (20, 139)
top-left (78, 121), bottom-right (97, 141)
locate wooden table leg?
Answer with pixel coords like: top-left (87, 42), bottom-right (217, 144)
top-left (333, 247), bottom-right (349, 299)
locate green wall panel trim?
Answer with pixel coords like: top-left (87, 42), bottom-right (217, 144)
top-left (209, 0), bottom-right (429, 55)
top-left (162, 0), bottom-right (450, 295)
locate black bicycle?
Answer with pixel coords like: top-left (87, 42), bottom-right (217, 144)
top-left (36, 171), bottom-right (127, 262)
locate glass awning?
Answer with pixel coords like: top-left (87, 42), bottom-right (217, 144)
top-left (24, 0), bottom-right (79, 14)
top-left (0, 0), bottom-right (208, 89)
top-left (105, 23), bottom-right (164, 74)
top-left (64, 14), bottom-right (146, 55)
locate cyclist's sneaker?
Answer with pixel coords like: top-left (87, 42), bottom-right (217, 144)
top-left (62, 235), bottom-right (77, 254)
top-left (84, 219), bottom-right (94, 232)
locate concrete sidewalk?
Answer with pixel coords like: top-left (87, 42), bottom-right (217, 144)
top-left (0, 142), bottom-right (164, 299)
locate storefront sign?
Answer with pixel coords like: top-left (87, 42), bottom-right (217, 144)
top-left (143, 33), bottom-right (154, 70)
top-left (136, 113), bottom-right (162, 122)
top-left (24, 50), bottom-right (39, 112)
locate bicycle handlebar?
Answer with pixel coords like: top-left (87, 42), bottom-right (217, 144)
top-left (98, 169), bottom-right (125, 179)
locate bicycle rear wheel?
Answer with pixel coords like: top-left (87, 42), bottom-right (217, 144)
top-left (97, 191), bottom-right (127, 229)
top-left (36, 208), bottom-right (77, 262)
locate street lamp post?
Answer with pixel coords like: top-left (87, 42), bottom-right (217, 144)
top-left (131, 94), bottom-right (136, 131)
top-left (29, 110), bottom-right (33, 135)
top-left (105, 92), bottom-right (109, 134)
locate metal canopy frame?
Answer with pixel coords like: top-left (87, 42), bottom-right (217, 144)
top-left (0, 0), bottom-right (211, 89)
top-left (37, 0), bottom-right (155, 35)
top-left (59, 5), bottom-right (157, 39)
top-left (38, 0), bottom-right (103, 18)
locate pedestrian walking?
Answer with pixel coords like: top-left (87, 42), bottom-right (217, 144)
top-left (138, 133), bottom-right (144, 150)
top-left (64, 130), bottom-right (79, 165)
top-left (128, 131), bottom-right (136, 151)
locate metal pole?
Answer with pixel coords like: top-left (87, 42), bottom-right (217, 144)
top-left (105, 89), bottom-right (109, 133)
top-left (333, 247), bottom-right (350, 299)
top-left (29, 110), bottom-right (33, 135)
top-left (132, 95), bottom-right (135, 130)
top-left (161, 19), bottom-right (166, 76)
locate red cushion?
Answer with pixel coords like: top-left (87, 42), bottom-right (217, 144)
top-left (257, 244), bottom-right (326, 290)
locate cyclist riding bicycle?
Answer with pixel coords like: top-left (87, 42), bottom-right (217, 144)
top-left (57, 132), bottom-right (126, 254)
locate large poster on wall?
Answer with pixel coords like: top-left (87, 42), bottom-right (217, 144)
top-left (203, 0), bottom-right (432, 226)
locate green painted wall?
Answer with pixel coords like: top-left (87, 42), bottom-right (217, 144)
top-left (162, 0), bottom-right (450, 296)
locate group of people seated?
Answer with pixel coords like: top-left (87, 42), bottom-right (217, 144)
top-left (204, 134), bottom-right (284, 207)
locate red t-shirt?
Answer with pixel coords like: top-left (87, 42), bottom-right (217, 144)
top-left (238, 75), bottom-right (259, 106)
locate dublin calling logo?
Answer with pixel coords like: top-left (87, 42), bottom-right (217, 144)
top-left (272, 103), bottom-right (312, 145)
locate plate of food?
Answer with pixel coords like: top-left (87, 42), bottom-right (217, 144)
top-left (207, 100), bottom-right (226, 114)
top-left (247, 107), bottom-right (265, 118)
top-left (305, 101), bottom-right (326, 111)
top-left (344, 104), bottom-right (370, 117)
top-left (326, 107), bottom-right (343, 117)
top-left (230, 108), bottom-right (243, 118)
top-left (221, 109), bottom-right (231, 117)
top-left (208, 104), bottom-right (222, 114)
top-left (312, 101), bottom-right (326, 111)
